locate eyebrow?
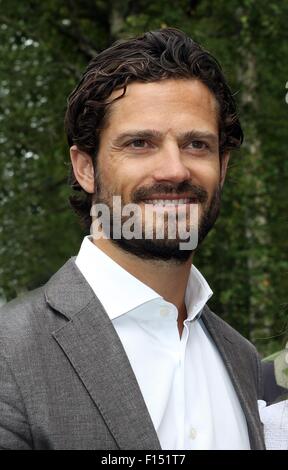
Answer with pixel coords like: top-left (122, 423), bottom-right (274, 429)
top-left (111, 129), bottom-right (218, 147)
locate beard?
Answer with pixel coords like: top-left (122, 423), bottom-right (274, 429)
top-left (91, 175), bottom-right (222, 264)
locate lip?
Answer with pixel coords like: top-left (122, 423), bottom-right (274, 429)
top-left (142, 195), bottom-right (197, 201)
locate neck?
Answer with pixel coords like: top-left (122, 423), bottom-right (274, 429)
top-left (93, 237), bottom-right (193, 331)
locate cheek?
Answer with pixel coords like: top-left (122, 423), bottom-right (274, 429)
top-left (191, 161), bottom-right (221, 188)
top-left (99, 161), bottom-right (137, 198)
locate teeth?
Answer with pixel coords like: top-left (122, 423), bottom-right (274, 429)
top-left (144, 198), bottom-right (191, 205)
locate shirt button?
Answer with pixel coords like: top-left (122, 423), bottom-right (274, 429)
top-left (189, 428), bottom-right (197, 440)
top-left (159, 306), bottom-right (169, 317)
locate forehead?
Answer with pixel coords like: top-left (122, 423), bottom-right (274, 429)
top-left (105, 79), bottom-right (219, 135)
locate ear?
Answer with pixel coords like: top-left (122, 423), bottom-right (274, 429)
top-left (70, 145), bottom-right (95, 194)
top-left (220, 152), bottom-right (230, 188)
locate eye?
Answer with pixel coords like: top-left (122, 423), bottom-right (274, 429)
top-left (128, 139), bottom-right (150, 149)
top-left (187, 140), bottom-right (208, 150)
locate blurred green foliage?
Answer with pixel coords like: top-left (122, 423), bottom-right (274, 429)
top-left (0, 0), bottom-right (287, 355)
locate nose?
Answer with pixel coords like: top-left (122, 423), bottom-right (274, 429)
top-left (152, 143), bottom-right (191, 183)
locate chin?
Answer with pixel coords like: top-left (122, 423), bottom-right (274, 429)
top-left (111, 237), bottom-right (194, 263)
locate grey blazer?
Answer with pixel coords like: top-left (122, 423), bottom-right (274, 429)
top-left (0, 258), bottom-right (265, 450)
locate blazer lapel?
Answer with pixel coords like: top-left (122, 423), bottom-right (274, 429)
top-left (45, 258), bottom-right (161, 450)
top-left (201, 306), bottom-right (265, 450)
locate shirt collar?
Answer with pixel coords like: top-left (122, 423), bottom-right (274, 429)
top-left (75, 235), bottom-right (213, 321)
top-left (75, 236), bottom-right (160, 319)
top-left (185, 264), bottom-right (213, 321)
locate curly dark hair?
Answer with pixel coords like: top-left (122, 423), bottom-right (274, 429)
top-left (64, 27), bottom-right (243, 230)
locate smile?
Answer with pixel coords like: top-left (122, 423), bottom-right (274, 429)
top-left (143, 198), bottom-right (195, 206)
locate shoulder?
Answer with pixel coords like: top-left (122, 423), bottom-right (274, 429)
top-left (0, 256), bottom-right (90, 359)
top-left (0, 287), bottom-right (46, 334)
top-left (0, 257), bottom-right (80, 339)
top-left (0, 278), bottom-right (66, 358)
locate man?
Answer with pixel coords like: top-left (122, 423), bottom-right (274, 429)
top-left (0, 28), bottom-right (265, 450)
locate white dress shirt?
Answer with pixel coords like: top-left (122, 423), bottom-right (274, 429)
top-left (76, 236), bottom-right (250, 449)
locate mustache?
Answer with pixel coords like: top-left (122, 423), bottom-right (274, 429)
top-left (132, 181), bottom-right (208, 204)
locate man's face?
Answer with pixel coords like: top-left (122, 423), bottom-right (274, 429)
top-left (93, 78), bottom-right (228, 262)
